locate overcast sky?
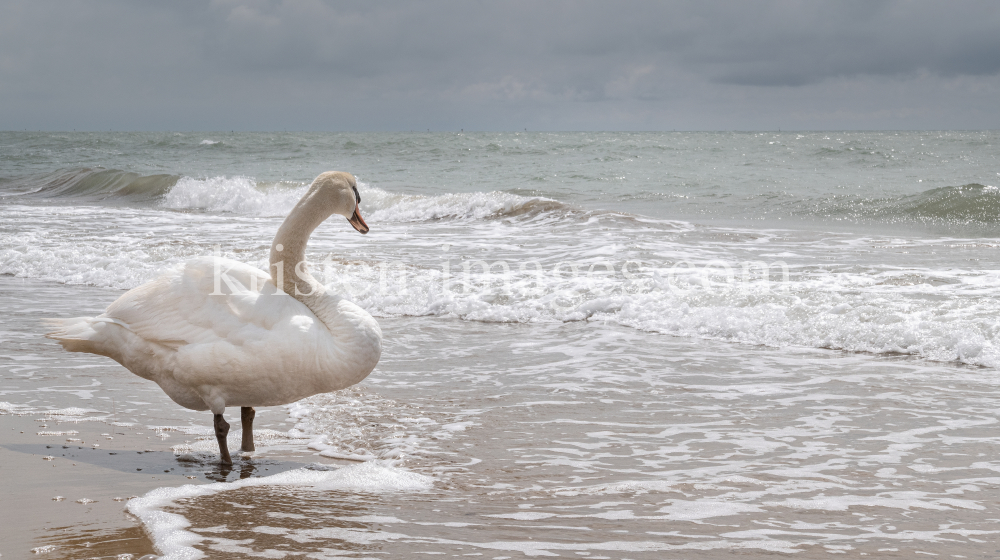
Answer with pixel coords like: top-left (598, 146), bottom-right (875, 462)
top-left (2, 0), bottom-right (999, 131)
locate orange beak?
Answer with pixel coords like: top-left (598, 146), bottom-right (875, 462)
top-left (348, 206), bottom-right (369, 234)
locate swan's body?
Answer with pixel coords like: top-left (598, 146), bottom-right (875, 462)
top-left (52, 257), bottom-right (381, 412)
top-left (46, 171), bottom-right (381, 464)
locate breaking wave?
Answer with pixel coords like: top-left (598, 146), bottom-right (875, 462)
top-left (1, 168), bottom-right (571, 223)
top-left (161, 175), bottom-right (307, 215)
top-left (161, 175), bottom-right (571, 223)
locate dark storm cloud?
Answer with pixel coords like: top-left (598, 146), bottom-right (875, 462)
top-left (693, 2), bottom-right (1000, 86)
top-left (186, 1), bottom-right (1000, 93)
top-left (1, 0), bottom-right (998, 130)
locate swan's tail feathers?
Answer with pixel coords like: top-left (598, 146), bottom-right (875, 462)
top-left (44, 316), bottom-right (129, 356)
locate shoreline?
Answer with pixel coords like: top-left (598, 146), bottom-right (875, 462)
top-left (0, 408), bottom-right (342, 558)
top-left (2, 413), bottom-right (160, 558)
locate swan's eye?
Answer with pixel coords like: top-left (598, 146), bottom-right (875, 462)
top-left (352, 186), bottom-right (361, 204)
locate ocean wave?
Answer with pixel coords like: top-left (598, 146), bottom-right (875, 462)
top-left (895, 184), bottom-right (1000, 222)
top-left (162, 174), bottom-right (570, 222)
top-left (2, 168), bottom-right (179, 202)
top-left (364, 188), bottom-right (569, 223)
top-left (161, 175), bottom-right (308, 215)
top-left (805, 184), bottom-right (1000, 225)
top-left (2, 167), bottom-right (574, 223)
top-left (616, 183), bottom-right (1000, 228)
top-left (309, 261), bottom-right (1000, 370)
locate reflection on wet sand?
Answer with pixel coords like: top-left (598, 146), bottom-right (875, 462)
top-left (29, 525), bottom-right (156, 560)
top-left (5, 442), bottom-right (305, 483)
top-left (0, 411), bottom-right (316, 558)
top-left (168, 486), bottom-right (381, 558)
top-left (204, 457), bottom-right (271, 483)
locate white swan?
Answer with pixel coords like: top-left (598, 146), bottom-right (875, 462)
top-left (46, 171), bottom-right (382, 464)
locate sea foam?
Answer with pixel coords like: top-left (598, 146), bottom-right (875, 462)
top-left (127, 463), bottom-right (433, 560)
top-left (161, 176), bottom-right (307, 216)
top-left (5, 170), bottom-right (1000, 372)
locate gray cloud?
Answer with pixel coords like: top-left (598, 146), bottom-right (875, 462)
top-left (693, 2), bottom-right (1000, 86)
top-left (1, 0), bottom-right (998, 130)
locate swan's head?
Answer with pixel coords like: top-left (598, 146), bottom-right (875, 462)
top-left (310, 171), bottom-right (369, 234)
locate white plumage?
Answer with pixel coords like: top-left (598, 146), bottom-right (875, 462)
top-left (46, 171), bottom-right (381, 464)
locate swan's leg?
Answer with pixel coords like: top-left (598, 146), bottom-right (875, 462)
top-left (240, 407), bottom-right (256, 452)
top-left (214, 413), bottom-right (232, 465)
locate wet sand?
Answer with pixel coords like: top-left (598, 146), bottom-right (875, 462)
top-left (0, 412), bottom-right (321, 558)
top-left (2, 413), bottom-right (159, 558)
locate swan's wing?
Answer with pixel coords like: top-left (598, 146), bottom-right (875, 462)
top-left (92, 255), bottom-right (378, 411)
top-left (104, 256), bottom-right (311, 349)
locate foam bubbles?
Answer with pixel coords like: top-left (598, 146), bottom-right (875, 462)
top-left (286, 388), bottom-right (475, 468)
top-left (656, 500), bottom-right (765, 521)
top-left (159, 174), bottom-right (563, 225)
top-left (161, 176), bottom-right (307, 216)
top-left (0, 401), bottom-right (30, 415)
top-left (171, 428), bottom-right (308, 458)
top-left (128, 463), bottom-right (433, 559)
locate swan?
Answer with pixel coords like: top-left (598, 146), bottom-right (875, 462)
top-left (45, 171), bottom-right (382, 465)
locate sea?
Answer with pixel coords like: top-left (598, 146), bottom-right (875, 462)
top-left (2, 131), bottom-right (1000, 558)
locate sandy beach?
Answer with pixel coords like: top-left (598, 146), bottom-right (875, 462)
top-left (2, 412), bottom-right (161, 558)
top-left (0, 401), bottom-right (332, 558)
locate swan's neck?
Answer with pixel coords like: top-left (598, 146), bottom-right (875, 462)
top-left (269, 190), bottom-right (332, 300)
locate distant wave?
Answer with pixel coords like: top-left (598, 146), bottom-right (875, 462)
top-left (7, 168), bottom-right (995, 228)
top-left (882, 184), bottom-right (1000, 223)
top-left (363, 189), bottom-right (570, 223)
top-left (804, 184), bottom-right (1000, 226)
top-left (2, 168), bottom-right (179, 202)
